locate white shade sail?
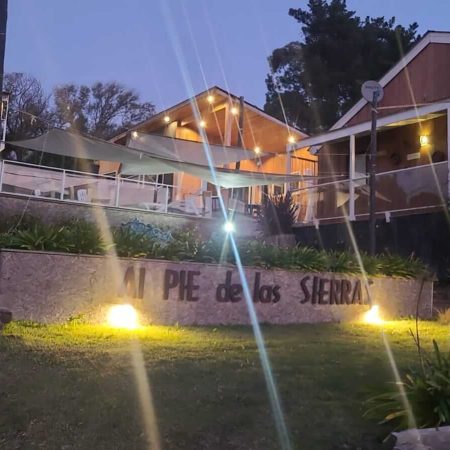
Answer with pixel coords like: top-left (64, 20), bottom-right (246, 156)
top-left (129, 132), bottom-right (264, 165)
top-left (10, 128), bottom-right (315, 189)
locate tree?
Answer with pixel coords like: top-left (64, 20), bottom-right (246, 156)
top-left (264, 0), bottom-right (419, 133)
top-left (3, 72), bottom-right (52, 141)
top-left (53, 81), bottom-right (155, 140)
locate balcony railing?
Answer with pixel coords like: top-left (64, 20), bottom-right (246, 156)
top-left (291, 162), bottom-right (449, 224)
top-left (0, 160), bottom-right (177, 214)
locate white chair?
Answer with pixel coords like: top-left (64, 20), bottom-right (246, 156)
top-left (155, 187), bottom-right (169, 212)
top-left (76, 189), bottom-right (88, 202)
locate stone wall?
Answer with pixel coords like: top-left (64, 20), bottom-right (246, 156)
top-left (0, 193), bottom-right (216, 237)
top-left (0, 249), bottom-right (433, 325)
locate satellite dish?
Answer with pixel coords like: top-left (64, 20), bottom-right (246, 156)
top-left (361, 80), bottom-right (384, 103)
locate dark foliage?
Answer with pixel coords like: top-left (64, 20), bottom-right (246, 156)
top-left (264, 0), bottom-right (419, 133)
top-left (366, 340), bottom-right (450, 430)
top-left (260, 192), bottom-right (298, 236)
top-left (0, 217), bottom-right (429, 278)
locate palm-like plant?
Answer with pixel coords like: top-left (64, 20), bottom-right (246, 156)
top-left (260, 192), bottom-right (298, 236)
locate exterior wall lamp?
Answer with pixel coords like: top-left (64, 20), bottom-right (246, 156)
top-left (419, 135), bottom-right (430, 147)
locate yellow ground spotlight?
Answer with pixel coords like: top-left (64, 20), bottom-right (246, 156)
top-left (107, 304), bottom-right (139, 329)
top-left (363, 304), bottom-right (383, 325)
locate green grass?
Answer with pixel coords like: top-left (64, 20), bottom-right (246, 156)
top-left (0, 321), bottom-right (449, 450)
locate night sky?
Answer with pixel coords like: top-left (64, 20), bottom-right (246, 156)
top-left (5, 1), bottom-right (450, 110)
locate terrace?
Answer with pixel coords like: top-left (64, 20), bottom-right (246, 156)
top-left (290, 101), bottom-right (450, 225)
top-left (0, 159), bottom-right (202, 216)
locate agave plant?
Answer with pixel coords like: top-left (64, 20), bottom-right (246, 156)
top-left (8, 224), bottom-right (73, 252)
top-left (259, 192), bottom-right (298, 236)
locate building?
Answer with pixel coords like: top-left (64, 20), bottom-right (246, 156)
top-left (290, 31), bottom-right (450, 275)
top-left (0, 86), bottom-right (316, 235)
top-left (100, 86), bottom-right (316, 214)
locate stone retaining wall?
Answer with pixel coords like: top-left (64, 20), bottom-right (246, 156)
top-left (0, 193), bottom-right (216, 236)
top-left (0, 249), bottom-right (433, 325)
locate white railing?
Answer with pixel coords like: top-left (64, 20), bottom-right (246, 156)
top-left (291, 162), bottom-right (449, 224)
top-left (0, 159), bottom-right (179, 214)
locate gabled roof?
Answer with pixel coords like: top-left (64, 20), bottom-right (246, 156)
top-left (331, 31), bottom-right (450, 130)
top-left (112, 85), bottom-right (307, 143)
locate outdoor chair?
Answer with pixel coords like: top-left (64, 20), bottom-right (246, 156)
top-left (76, 189), bottom-right (89, 202)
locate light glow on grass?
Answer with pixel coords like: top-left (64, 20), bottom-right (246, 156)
top-left (363, 305), bottom-right (383, 325)
top-left (107, 304), bottom-right (139, 329)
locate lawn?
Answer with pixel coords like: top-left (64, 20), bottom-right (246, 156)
top-left (0, 321), bottom-right (449, 450)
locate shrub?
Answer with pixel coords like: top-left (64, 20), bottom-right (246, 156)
top-left (60, 218), bottom-right (106, 255)
top-left (0, 215), bottom-right (430, 279)
top-left (259, 192), bottom-right (298, 236)
top-left (366, 340), bottom-right (450, 430)
top-left (288, 246), bottom-right (327, 271)
top-left (112, 227), bottom-right (160, 258)
top-left (324, 251), bottom-right (360, 274)
top-left (6, 224), bottom-right (73, 252)
top-left (377, 254), bottom-right (428, 279)
top-left (167, 227), bottom-right (228, 263)
top-left (360, 253), bottom-right (381, 276)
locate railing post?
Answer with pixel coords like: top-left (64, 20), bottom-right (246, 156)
top-left (164, 186), bottom-right (168, 213)
top-left (60, 169), bottom-right (66, 200)
top-left (115, 175), bottom-right (120, 207)
top-left (349, 134), bottom-right (356, 220)
top-left (0, 159), bottom-right (4, 192)
top-left (285, 147), bottom-right (292, 194)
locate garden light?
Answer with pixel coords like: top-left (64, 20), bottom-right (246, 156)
top-left (363, 305), bottom-right (383, 325)
top-left (107, 304), bottom-right (139, 329)
top-left (223, 221), bottom-right (235, 233)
